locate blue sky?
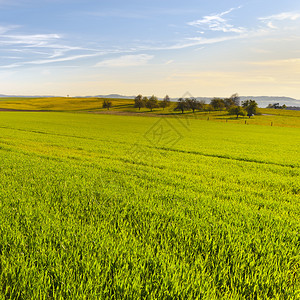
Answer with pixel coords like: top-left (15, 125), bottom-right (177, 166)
top-left (1, 0), bottom-right (300, 98)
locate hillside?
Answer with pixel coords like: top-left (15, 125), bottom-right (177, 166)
top-left (0, 97), bottom-right (133, 111)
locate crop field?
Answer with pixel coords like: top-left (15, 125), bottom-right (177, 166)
top-left (0, 97), bottom-right (133, 111)
top-left (0, 112), bottom-right (299, 299)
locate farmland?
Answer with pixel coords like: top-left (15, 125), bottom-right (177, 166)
top-left (0, 96), bottom-right (300, 128)
top-left (0, 97), bottom-right (133, 112)
top-left (0, 111), bottom-right (299, 299)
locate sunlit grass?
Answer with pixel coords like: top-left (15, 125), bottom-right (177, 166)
top-left (0, 112), bottom-right (299, 299)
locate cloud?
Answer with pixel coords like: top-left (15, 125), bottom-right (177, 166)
top-left (1, 33), bottom-right (62, 47)
top-left (0, 25), bottom-right (19, 34)
top-left (259, 12), bottom-right (300, 29)
top-left (265, 21), bottom-right (277, 29)
top-left (150, 33), bottom-right (250, 51)
top-left (165, 60), bottom-right (174, 65)
top-left (1, 7), bottom-right (298, 71)
top-left (188, 7), bottom-right (246, 34)
top-left (30, 53), bottom-right (103, 65)
top-left (0, 52), bottom-right (104, 68)
top-left (259, 12), bottom-right (300, 22)
top-left (95, 54), bottom-right (153, 67)
top-left (0, 27), bottom-right (110, 69)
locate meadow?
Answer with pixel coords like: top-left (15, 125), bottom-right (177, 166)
top-left (0, 111), bottom-right (299, 299)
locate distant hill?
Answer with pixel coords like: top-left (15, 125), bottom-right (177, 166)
top-left (239, 96), bottom-right (300, 108)
top-left (188, 96), bottom-right (300, 108)
top-left (95, 94), bottom-right (136, 99)
top-left (285, 106), bottom-right (300, 111)
top-left (194, 96), bottom-right (300, 108)
top-left (169, 96), bottom-right (300, 108)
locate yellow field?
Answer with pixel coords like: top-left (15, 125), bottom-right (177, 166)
top-left (0, 97), bottom-right (133, 111)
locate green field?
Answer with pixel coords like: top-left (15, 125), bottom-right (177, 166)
top-left (0, 111), bottom-right (299, 299)
top-left (0, 97), bottom-right (300, 128)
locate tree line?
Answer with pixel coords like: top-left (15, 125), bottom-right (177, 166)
top-left (134, 94), bottom-right (171, 111)
top-left (153, 93), bottom-right (257, 118)
top-left (267, 103), bottom-right (287, 109)
top-left (103, 93), bottom-right (259, 118)
top-left (177, 94), bottom-right (258, 118)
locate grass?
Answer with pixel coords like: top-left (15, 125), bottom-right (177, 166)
top-left (0, 111), bottom-right (299, 299)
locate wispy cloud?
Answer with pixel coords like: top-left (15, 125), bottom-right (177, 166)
top-left (259, 11), bottom-right (300, 29)
top-left (0, 27), bottom-right (107, 68)
top-left (0, 25), bottom-right (19, 34)
top-left (95, 54), bottom-right (153, 67)
top-left (1, 53), bottom-right (104, 69)
top-left (178, 35), bottom-right (243, 47)
top-left (259, 12), bottom-right (300, 22)
top-left (188, 7), bottom-right (246, 34)
top-left (165, 60), bottom-right (174, 65)
top-left (179, 8), bottom-right (300, 52)
top-left (1, 33), bottom-right (62, 46)
top-left (1, 7), bottom-right (299, 71)
top-left (143, 30), bottom-right (264, 51)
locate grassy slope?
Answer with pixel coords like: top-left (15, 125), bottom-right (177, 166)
top-left (0, 112), bottom-right (299, 299)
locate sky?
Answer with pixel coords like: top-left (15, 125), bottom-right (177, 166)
top-left (0, 0), bottom-right (300, 98)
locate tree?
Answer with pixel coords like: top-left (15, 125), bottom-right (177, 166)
top-left (175, 98), bottom-right (190, 114)
top-left (142, 96), bottom-right (148, 106)
top-left (160, 95), bottom-right (171, 110)
top-left (102, 100), bottom-right (112, 110)
top-left (228, 106), bottom-right (245, 118)
top-left (229, 93), bottom-right (240, 106)
top-left (210, 98), bottom-right (225, 111)
top-left (242, 100), bottom-right (258, 118)
top-left (205, 104), bottom-right (214, 114)
top-left (186, 97), bottom-right (200, 113)
top-left (267, 103), bottom-right (286, 109)
top-left (197, 100), bottom-right (206, 111)
top-left (134, 94), bottom-right (144, 110)
top-left (146, 95), bottom-right (159, 111)
top-left (224, 98), bottom-right (235, 109)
